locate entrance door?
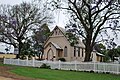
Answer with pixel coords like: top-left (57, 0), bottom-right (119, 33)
top-left (47, 49), bottom-right (54, 60)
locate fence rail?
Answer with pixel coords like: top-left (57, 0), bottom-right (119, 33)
top-left (4, 58), bottom-right (120, 74)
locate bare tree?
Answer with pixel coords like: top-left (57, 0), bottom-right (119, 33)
top-left (52, 0), bottom-right (120, 61)
top-left (0, 2), bottom-right (52, 57)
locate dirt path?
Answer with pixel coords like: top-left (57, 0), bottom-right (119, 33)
top-left (0, 76), bottom-right (14, 80)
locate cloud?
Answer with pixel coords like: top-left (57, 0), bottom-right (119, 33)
top-left (0, 0), bottom-right (31, 5)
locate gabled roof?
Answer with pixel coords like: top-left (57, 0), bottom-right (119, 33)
top-left (44, 26), bottom-right (67, 46)
top-left (51, 25), bottom-right (66, 35)
top-left (44, 25), bottom-right (85, 48)
top-left (44, 42), bottom-right (62, 50)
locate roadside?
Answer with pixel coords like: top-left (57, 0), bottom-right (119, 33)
top-left (0, 76), bottom-right (14, 80)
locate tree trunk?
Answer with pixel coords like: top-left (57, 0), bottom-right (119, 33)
top-left (39, 49), bottom-right (44, 60)
top-left (84, 31), bottom-right (93, 62)
top-left (17, 41), bottom-right (23, 58)
top-left (40, 53), bottom-right (44, 60)
top-left (84, 45), bottom-right (92, 62)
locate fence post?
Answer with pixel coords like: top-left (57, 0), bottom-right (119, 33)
top-left (26, 56), bottom-right (28, 66)
top-left (103, 63), bottom-right (106, 73)
top-left (10, 58), bottom-right (12, 64)
top-left (32, 57), bottom-right (35, 67)
top-left (75, 60), bottom-right (77, 70)
top-left (17, 58), bottom-right (19, 65)
top-left (94, 62), bottom-right (96, 72)
top-left (44, 59), bottom-right (47, 64)
top-left (3, 58), bottom-right (5, 64)
top-left (117, 63), bottom-right (119, 74)
top-left (59, 60), bottom-right (61, 69)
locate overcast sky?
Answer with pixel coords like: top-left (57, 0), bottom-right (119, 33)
top-left (0, 0), bottom-right (66, 28)
top-left (0, 0), bottom-right (66, 30)
top-left (0, 0), bottom-right (31, 5)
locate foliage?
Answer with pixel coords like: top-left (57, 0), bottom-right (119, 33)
top-left (58, 58), bottom-right (66, 62)
top-left (20, 40), bottom-right (35, 59)
top-left (98, 43), bottom-right (106, 50)
top-left (51, 0), bottom-right (120, 61)
top-left (101, 50), bottom-right (110, 62)
top-left (107, 46), bottom-right (120, 61)
top-left (10, 66), bottom-right (120, 80)
top-left (40, 63), bottom-right (51, 69)
top-left (117, 46), bottom-right (120, 55)
top-left (31, 23), bottom-right (50, 60)
top-left (66, 31), bottom-right (79, 46)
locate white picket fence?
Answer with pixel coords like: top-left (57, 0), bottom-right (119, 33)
top-left (4, 58), bottom-right (120, 74)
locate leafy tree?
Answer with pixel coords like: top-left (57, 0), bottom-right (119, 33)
top-left (117, 46), bottom-right (120, 55)
top-left (20, 39), bottom-right (35, 59)
top-left (98, 43), bottom-right (106, 50)
top-left (32, 23), bottom-right (50, 60)
top-left (0, 2), bottom-right (52, 57)
top-left (104, 44), bottom-right (120, 62)
top-left (102, 50), bottom-right (110, 62)
top-left (66, 31), bottom-right (79, 46)
top-left (51, 0), bottom-right (120, 61)
top-left (107, 48), bottom-right (119, 61)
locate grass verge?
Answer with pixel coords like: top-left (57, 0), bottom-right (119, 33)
top-left (0, 63), bottom-right (120, 80)
top-left (10, 67), bottom-right (120, 80)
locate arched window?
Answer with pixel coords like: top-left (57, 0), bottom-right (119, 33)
top-left (64, 46), bottom-right (67, 57)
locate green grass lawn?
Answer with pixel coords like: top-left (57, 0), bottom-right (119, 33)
top-left (10, 66), bottom-right (120, 80)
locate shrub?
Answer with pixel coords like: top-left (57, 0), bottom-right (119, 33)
top-left (58, 58), bottom-right (66, 62)
top-left (106, 72), bottom-right (110, 74)
top-left (40, 63), bottom-right (51, 69)
top-left (55, 68), bottom-right (59, 70)
top-left (20, 55), bottom-right (26, 60)
top-left (90, 70), bottom-right (94, 73)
